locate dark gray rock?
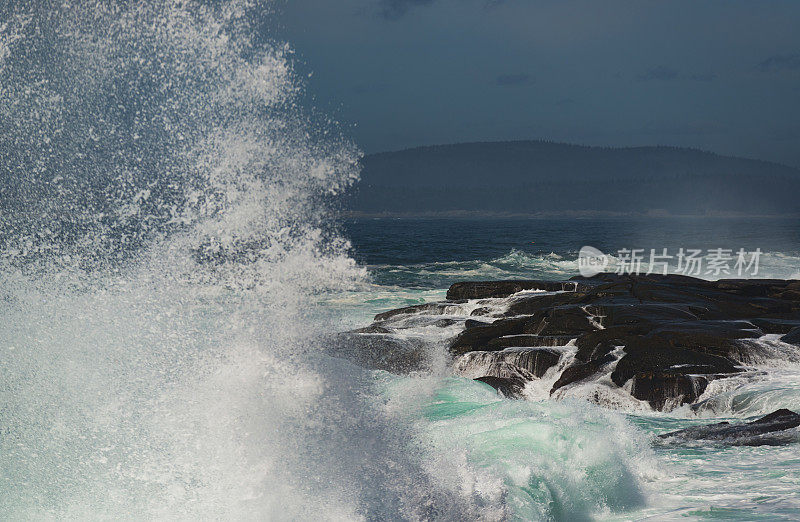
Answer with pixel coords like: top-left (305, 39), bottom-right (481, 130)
top-left (611, 339), bottom-right (741, 388)
top-left (474, 375), bottom-right (527, 399)
top-left (573, 325), bottom-right (647, 361)
top-left (659, 409), bottom-right (800, 446)
top-left (349, 324), bottom-right (392, 334)
top-left (486, 334), bottom-right (574, 349)
top-left (750, 318), bottom-right (800, 335)
top-left (503, 291), bottom-right (588, 317)
top-left (550, 353), bottom-right (616, 394)
top-left (447, 280), bottom-right (588, 300)
top-left (449, 316), bottom-right (529, 355)
top-left (456, 348), bottom-right (562, 379)
top-left (328, 333), bottom-right (431, 374)
top-left (782, 327), bottom-right (800, 345)
top-left (629, 372), bottom-right (710, 410)
top-left (522, 306), bottom-right (599, 336)
top-left (374, 302), bottom-right (455, 321)
top-left (644, 320), bottom-right (763, 358)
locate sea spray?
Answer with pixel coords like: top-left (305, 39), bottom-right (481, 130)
top-left (0, 1), bottom-right (493, 518)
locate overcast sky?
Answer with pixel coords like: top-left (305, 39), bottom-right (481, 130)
top-left (275, 0), bottom-right (800, 167)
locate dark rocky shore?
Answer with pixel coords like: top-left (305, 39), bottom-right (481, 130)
top-left (336, 273), bottom-right (800, 414)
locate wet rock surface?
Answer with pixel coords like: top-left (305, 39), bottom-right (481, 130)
top-left (782, 326), bottom-right (800, 345)
top-left (446, 280), bottom-right (584, 300)
top-left (455, 348), bottom-right (562, 379)
top-left (474, 375), bottom-right (528, 399)
top-left (342, 273), bottom-right (800, 411)
top-left (329, 332), bottom-right (433, 374)
top-left (658, 409), bottom-right (800, 446)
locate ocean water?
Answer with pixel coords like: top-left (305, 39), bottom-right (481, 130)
top-left (336, 217), bottom-right (800, 520)
top-left (2, 1), bottom-right (800, 520)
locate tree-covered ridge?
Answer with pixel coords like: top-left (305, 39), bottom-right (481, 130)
top-left (348, 141), bottom-right (800, 215)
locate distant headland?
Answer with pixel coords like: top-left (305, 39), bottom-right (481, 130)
top-left (345, 141), bottom-right (800, 217)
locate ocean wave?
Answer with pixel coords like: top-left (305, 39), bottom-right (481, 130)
top-left (377, 374), bottom-right (659, 520)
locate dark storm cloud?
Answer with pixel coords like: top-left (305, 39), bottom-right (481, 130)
top-left (757, 54), bottom-right (800, 72)
top-left (278, 0), bottom-right (800, 167)
top-left (495, 73), bottom-right (530, 86)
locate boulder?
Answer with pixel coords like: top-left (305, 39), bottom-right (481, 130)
top-left (464, 318), bottom-right (493, 328)
top-left (782, 327), bottom-right (800, 346)
top-left (349, 324), bottom-right (392, 334)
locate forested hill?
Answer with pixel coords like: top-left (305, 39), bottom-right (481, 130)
top-left (346, 141), bottom-right (800, 216)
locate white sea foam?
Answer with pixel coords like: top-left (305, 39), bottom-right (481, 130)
top-left (0, 2), bottom-right (497, 518)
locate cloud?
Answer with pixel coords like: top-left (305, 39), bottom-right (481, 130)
top-left (757, 54), bottom-right (800, 72)
top-left (495, 73), bottom-right (530, 86)
top-left (637, 65), bottom-right (679, 81)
